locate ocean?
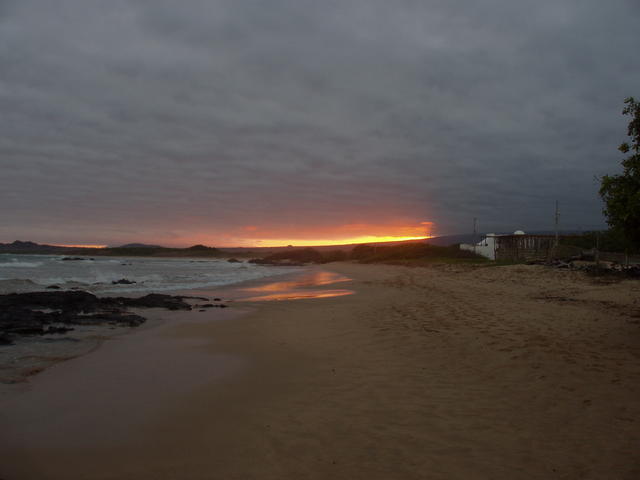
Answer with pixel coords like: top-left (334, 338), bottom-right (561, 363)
top-left (0, 254), bottom-right (299, 386)
top-left (0, 254), bottom-right (296, 295)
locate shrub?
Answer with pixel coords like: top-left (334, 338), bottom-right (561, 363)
top-left (349, 242), bottom-right (483, 263)
top-left (320, 250), bottom-right (348, 263)
top-left (260, 248), bottom-right (324, 264)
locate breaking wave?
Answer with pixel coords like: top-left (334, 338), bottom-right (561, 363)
top-left (0, 254), bottom-right (300, 295)
top-left (0, 260), bottom-right (43, 268)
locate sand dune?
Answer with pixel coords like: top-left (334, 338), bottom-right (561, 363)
top-left (1, 263), bottom-right (638, 479)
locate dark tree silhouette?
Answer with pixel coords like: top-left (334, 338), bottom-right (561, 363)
top-left (599, 97), bottom-right (640, 246)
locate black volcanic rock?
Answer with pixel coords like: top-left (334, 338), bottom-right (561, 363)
top-left (0, 291), bottom-right (105, 312)
top-left (0, 291), bottom-right (194, 344)
top-left (44, 326), bottom-right (74, 334)
top-left (1, 318), bottom-right (46, 336)
top-left (116, 294), bottom-right (191, 310)
top-left (196, 303), bottom-right (229, 309)
top-left (175, 295), bottom-right (209, 302)
top-left (64, 313), bottom-right (146, 326)
top-left (112, 278), bottom-right (136, 285)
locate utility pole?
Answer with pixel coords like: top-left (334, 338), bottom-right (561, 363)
top-left (473, 217), bottom-right (478, 254)
top-left (554, 200), bottom-right (560, 248)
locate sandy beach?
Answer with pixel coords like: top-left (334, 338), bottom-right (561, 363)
top-left (1, 262), bottom-right (639, 479)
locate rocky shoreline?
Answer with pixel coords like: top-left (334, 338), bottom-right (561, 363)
top-left (0, 291), bottom-right (225, 345)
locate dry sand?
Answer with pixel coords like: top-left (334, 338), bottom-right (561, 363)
top-left (1, 263), bottom-right (639, 479)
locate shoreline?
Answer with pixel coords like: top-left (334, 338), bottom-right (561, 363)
top-left (1, 263), bottom-right (639, 479)
top-left (0, 264), bottom-right (318, 389)
top-left (0, 253), bottom-right (304, 296)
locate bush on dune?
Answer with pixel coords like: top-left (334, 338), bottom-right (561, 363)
top-left (186, 244), bottom-right (219, 252)
top-left (560, 230), bottom-right (639, 254)
top-left (259, 248), bottom-right (325, 264)
top-left (321, 250), bottom-right (349, 263)
top-left (350, 242), bottom-right (483, 263)
top-left (254, 243), bottom-right (483, 265)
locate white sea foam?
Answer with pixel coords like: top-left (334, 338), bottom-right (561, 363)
top-left (0, 254), bottom-right (304, 387)
top-left (0, 260), bottom-right (43, 268)
top-left (0, 254), bottom-right (300, 295)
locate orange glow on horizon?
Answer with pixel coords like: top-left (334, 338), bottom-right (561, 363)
top-left (172, 221), bottom-right (435, 248)
top-left (250, 235), bottom-right (431, 248)
top-left (34, 222), bottom-right (434, 249)
top-left (53, 244), bottom-right (107, 249)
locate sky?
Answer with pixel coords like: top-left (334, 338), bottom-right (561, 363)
top-left (1, 0), bottom-right (639, 247)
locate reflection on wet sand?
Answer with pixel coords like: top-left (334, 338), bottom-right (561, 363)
top-left (239, 271), bottom-right (353, 301)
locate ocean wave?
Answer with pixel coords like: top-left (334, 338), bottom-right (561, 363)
top-left (0, 261), bottom-right (43, 268)
top-left (0, 279), bottom-right (40, 294)
top-left (87, 272), bottom-right (296, 295)
top-left (0, 258), bottom-right (302, 295)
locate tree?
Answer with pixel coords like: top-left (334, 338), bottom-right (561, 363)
top-left (599, 97), bottom-right (640, 247)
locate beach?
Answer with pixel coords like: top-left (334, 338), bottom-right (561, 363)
top-left (1, 262), bottom-right (639, 479)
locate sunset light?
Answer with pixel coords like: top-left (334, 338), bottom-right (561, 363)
top-left (209, 222), bottom-right (436, 248)
top-left (52, 244), bottom-right (108, 249)
top-left (251, 235), bottom-right (431, 248)
top-left (1, 1), bottom-right (631, 475)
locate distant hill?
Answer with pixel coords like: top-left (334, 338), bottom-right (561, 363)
top-left (98, 244), bottom-right (220, 257)
top-left (186, 244), bottom-right (218, 251)
top-left (426, 234), bottom-right (478, 246)
top-left (0, 240), bottom-right (221, 257)
top-left (2, 232), bottom-right (597, 257)
top-left (0, 240), bottom-right (77, 254)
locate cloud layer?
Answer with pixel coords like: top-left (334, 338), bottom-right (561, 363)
top-left (1, 0), bottom-right (638, 245)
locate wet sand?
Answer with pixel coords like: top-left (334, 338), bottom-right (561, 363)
top-left (0, 263), bottom-right (639, 479)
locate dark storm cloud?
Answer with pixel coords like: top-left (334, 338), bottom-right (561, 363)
top-left (1, 0), bottom-right (638, 245)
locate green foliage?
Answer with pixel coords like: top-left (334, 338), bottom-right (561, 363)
top-left (260, 248), bottom-right (325, 264)
top-left (560, 230), bottom-right (636, 253)
top-left (253, 243), bottom-right (484, 265)
top-left (350, 245), bottom-right (377, 260)
top-left (599, 97), bottom-right (640, 247)
top-left (321, 250), bottom-right (349, 263)
top-left (349, 243), bottom-right (484, 263)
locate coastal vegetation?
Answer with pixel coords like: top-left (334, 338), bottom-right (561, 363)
top-left (252, 243), bottom-right (485, 265)
top-left (559, 230), bottom-right (639, 254)
top-left (350, 243), bottom-right (483, 263)
top-left (599, 96), bottom-right (640, 250)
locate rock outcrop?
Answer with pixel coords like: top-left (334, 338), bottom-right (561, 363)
top-left (0, 291), bottom-right (200, 345)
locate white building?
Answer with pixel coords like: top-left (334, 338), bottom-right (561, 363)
top-left (460, 231), bottom-right (525, 260)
